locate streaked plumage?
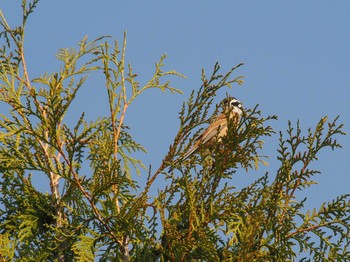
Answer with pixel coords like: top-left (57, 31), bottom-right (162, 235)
top-left (182, 97), bottom-right (243, 159)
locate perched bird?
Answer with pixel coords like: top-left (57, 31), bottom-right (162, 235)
top-left (182, 97), bottom-right (243, 160)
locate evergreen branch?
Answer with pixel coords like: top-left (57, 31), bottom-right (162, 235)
top-left (58, 147), bottom-right (124, 248)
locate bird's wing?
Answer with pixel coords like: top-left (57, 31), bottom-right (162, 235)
top-left (182, 114), bottom-right (227, 160)
top-left (199, 113), bottom-right (227, 144)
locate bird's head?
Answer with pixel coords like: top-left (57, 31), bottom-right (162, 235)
top-left (221, 96), bottom-right (243, 115)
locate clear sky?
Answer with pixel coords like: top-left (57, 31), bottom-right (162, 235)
top-left (2, 1), bottom-right (349, 212)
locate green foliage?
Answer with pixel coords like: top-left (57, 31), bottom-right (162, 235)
top-left (72, 234), bottom-right (96, 262)
top-left (0, 1), bottom-right (349, 261)
top-left (0, 232), bottom-right (15, 261)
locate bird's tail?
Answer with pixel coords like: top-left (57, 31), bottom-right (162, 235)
top-left (168, 145), bottom-right (197, 171)
top-left (182, 145), bottom-right (197, 160)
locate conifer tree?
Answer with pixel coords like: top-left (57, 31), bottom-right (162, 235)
top-left (0, 1), bottom-right (349, 261)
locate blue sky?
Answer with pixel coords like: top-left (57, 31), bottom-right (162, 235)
top-left (2, 1), bottom-right (349, 214)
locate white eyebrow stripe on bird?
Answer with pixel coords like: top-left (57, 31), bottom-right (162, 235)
top-left (230, 99), bottom-right (241, 106)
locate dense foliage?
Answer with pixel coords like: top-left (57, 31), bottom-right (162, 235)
top-left (0, 1), bottom-right (349, 261)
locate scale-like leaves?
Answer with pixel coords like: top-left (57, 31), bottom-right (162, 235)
top-left (0, 1), bottom-right (349, 261)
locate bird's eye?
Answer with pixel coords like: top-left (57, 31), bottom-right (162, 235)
top-left (230, 100), bottom-right (240, 107)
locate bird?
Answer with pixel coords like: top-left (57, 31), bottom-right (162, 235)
top-left (181, 96), bottom-right (243, 160)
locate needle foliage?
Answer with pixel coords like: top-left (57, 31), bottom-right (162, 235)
top-left (0, 1), bottom-right (349, 261)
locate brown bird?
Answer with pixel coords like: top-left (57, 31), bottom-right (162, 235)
top-left (182, 97), bottom-right (243, 160)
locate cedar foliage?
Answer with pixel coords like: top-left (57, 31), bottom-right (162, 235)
top-left (0, 1), bottom-right (349, 261)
